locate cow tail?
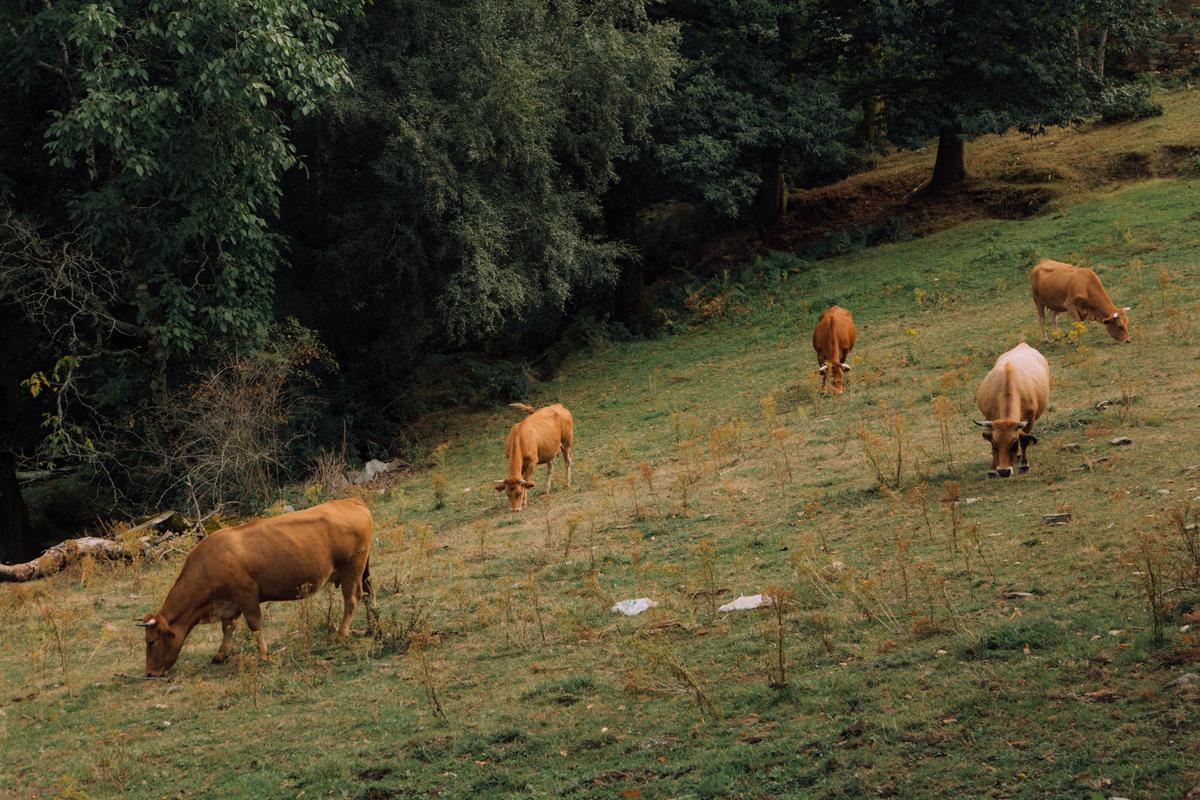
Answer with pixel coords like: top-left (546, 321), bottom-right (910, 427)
top-left (508, 402), bottom-right (535, 415)
top-left (361, 557), bottom-right (373, 598)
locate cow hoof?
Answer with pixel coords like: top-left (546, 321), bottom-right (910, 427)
top-left (211, 654), bottom-right (228, 664)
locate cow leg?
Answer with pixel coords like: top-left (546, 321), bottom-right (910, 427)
top-left (336, 575), bottom-right (359, 639)
top-left (212, 615), bottom-right (240, 664)
top-left (334, 553), bottom-right (370, 638)
top-left (562, 444), bottom-right (573, 489)
top-left (544, 458), bottom-right (554, 494)
top-left (233, 593), bottom-right (269, 659)
top-left (1019, 441), bottom-right (1032, 474)
top-left (1036, 303), bottom-right (1047, 340)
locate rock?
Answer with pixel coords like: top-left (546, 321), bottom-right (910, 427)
top-left (1109, 437), bottom-right (1133, 446)
top-left (1003, 591), bottom-right (1037, 599)
top-left (353, 459), bottom-right (395, 485)
top-left (1155, 489), bottom-right (1171, 496)
top-left (1166, 673), bottom-right (1200, 694)
top-left (282, 504), bottom-right (295, 514)
top-left (1060, 442), bottom-right (1081, 451)
top-left (1041, 513), bottom-right (1072, 525)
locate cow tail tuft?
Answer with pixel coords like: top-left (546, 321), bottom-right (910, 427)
top-left (508, 402), bottom-right (535, 415)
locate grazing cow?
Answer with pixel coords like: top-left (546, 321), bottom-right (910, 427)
top-left (138, 499), bottom-right (373, 677)
top-left (1030, 259), bottom-right (1132, 343)
top-left (974, 343), bottom-right (1050, 478)
top-left (812, 306), bottom-right (857, 394)
top-left (495, 403), bottom-right (573, 512)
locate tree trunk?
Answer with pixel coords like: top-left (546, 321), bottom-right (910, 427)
top-left (614, 260), bottom-right (649, 324)
top-left (859, 96), bottom-right (884, 151)
top-left (605, 178), bottom-right (649, 326)
top-left (929, 130), bottom-right (967, 191)
top-left (754, 151), bottom-right (787, 234)
top-left (0, 452), bottom-right (36, 564)
top-left (1095, 26), bottom-right (1108, 78)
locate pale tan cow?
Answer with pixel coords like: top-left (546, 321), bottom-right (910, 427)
top-left (974, 343), bottom-right (1050, 478)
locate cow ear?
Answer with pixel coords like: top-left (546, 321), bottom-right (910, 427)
top-left (981, 431), bottom-right (992, 442)
top-left (521, 480), bottom-right (535, 489)
top-left (494, 482), bottom-right (507, 492)
top-left (1021, 434), bottom-right (1039, 446)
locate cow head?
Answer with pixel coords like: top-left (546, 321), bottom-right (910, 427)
top-left (494, 478), bottom-right (535, 511)
top-left (1102, 307), bottom-right (1132, 343)
top-left (974, 419), bottom-right (1036, 478)
top-left (138, 613), bottom-right (184, 677)
top-left (818, 360), bottom-right (852, 394)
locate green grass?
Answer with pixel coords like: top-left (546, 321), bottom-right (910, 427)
top-left (4, 181), bottom-right (1200, 797)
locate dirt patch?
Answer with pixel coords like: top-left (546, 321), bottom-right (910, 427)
top-left (359, 790), bottom-right (400, 800)
top-left (357, 768), bottom-right (394, 782)
top-left (997, 166), bottom-right (1065, 184)
top-left (1108, 151), bottom-right (1153, 180)
top-left (1158, 143), bottom-right (1200, 176)
top-left (971, 186), bottom-right (1060, 219)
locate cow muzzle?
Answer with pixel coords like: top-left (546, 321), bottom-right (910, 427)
top-left (996, 467), bottom-right (1013, 478)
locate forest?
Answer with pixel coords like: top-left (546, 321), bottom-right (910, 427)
top-left (0, 0), bottom-right (1188, 556)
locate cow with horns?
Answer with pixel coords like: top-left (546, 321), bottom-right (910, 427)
top-left (974, 343), bottom-right (1050, 478)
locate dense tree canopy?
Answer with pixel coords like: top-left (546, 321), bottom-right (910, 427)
top-left (652, 0), bottom-right (854, 225)
top-left (0, 0), bottom-right (1179, 548)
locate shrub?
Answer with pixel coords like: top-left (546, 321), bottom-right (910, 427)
top-left (1095, 81), bottom-right (1163, 124)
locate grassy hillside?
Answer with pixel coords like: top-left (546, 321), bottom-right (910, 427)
top-left (4, 131), bottom-right (1200, 796)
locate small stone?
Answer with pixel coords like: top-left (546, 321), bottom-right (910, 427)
top-left (934, 649), bottom-right (948, 657)
top-left (1108, 629), bottom-right (1123, 637)
top-left (1060, 442), bottom-right (1081, 451)
top-left (1109, 437), bottom-right (1133, 446)
top-left (1156, 489), bottom-right (1171, 496)
top-left (1166, 673), bottom-right (1200, 693)
top-left (1041, 513), bottom-right (1072, 525)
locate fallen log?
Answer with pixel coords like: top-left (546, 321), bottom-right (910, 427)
top-left (0, 510), bottom-right (194, 583)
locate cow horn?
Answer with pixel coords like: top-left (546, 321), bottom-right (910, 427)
top-left (840, 362), bottom-right (852, 371)
top-left (1122, 305), bottom-right (1133, 312)
top-left (136, 618), bottom-right (157, 628)
top-left (1018, 420), bottom-right (1029, 429)
top-left (818, 364), bottom-right (828, 374)
top-left (972, 420), bottom-right (994, 429)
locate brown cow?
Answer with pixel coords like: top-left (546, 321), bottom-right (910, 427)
top-left (974, 343), bottom-right (1050, 478)
top-left (1030, 259), bottom-right (1132, 343)
top-left (495, 402), bottom-right (574, 512)
top-left (812, 306), bottom-right (857, 394)
top-left (138, 499), bottom-right (373, 677)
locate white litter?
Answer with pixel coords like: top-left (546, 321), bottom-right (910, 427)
top-left (718, 594), bottom-right (774, 612)
top-left (611, 598), bottom-right (657, 616)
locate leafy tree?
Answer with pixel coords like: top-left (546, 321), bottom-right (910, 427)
top-left (0, 0), bottom-right (362, 463)
top-left (864, 1), bottom-right (1096, 191)
top-left (652, 0), bottom-right (853, 227)
top-left (277, 0), bottom-right (677, 420)
top-left (1080, 0), bottom-right (1167, 78)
